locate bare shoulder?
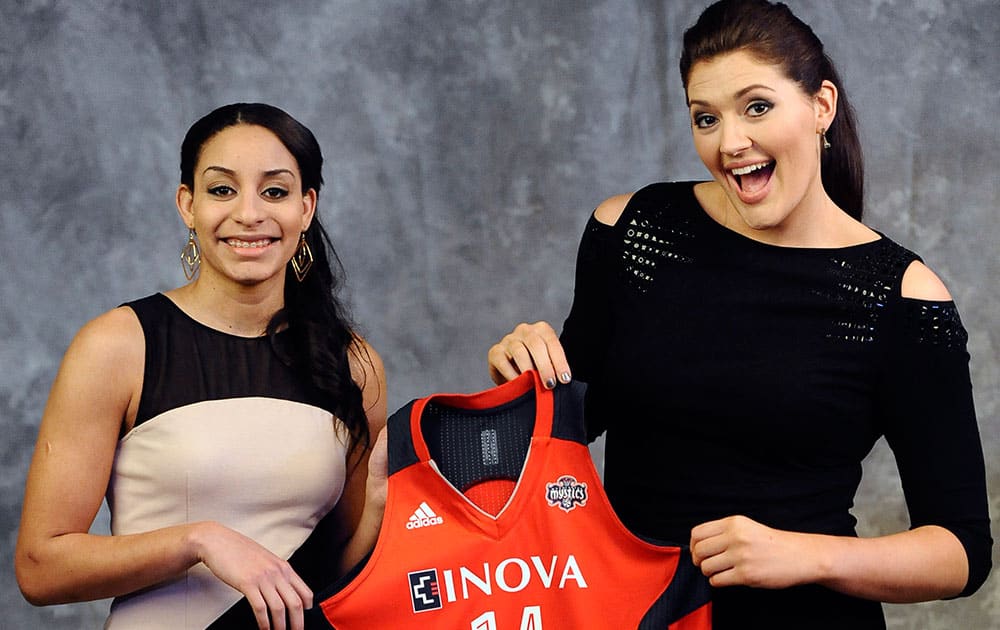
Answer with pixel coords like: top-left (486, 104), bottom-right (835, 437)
top-left (68, 306), bottom-right (145, 369)
top-left (593, 193), bottom-right (634, 226)
top-left (901, 260), bottom-right (953, 301)
top-left (348, 335), bottom-right (384, 382)
top-left (39, 306), bottom-right (144, 441)
top-left (349, 335), bottom-right (387, 427)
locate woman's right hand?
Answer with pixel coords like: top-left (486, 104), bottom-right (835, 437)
top-left (487, 321), bottom-right (572, 389)
top-left (192, 522), bottom-right (312, 630)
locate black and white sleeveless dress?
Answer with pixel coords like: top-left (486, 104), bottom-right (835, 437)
top-left (104, 293), bottom-right (349, 629)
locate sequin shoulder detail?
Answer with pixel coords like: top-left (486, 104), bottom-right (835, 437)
top-left (901, 301), bottom-right (969, 349)
top-left (617, 183), bottom-right (697, 293)
top-left (816, 237), bottom-right (918, 344)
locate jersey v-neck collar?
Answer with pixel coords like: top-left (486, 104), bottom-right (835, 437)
top-left (407, 370), bottom-right (554, 538)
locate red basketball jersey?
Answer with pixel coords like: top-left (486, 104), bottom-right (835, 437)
top-left (312, 371), bottom-right (711, 629)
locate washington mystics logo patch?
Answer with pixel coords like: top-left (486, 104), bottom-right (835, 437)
top-left (545, 475), bottom-right (588, 512)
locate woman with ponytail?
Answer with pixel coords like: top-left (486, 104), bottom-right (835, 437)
top-left (16, 103), bottom-right (387, 630)
top-left (487, 2), bottom-right (991, 627)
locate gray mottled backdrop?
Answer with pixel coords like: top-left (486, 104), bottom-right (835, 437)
top-left (2, 1), bottom-right (997, 627)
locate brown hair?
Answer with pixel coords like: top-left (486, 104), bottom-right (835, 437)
top-left (680, 0), bottom-right (864, 219)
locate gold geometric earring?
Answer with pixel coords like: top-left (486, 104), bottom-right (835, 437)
top-left (180, 228), bottom-right (200, 280)
top-left (820, 128), bottom-right (832, 150)
top-left (290, 232), bottom-right (314, 282)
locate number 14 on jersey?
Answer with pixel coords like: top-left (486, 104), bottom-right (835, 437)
top-left (471, 606), bottom-right (542, 630)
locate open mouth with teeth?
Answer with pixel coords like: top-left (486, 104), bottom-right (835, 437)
top-left (226, 238), bottom-right (276, 249)
top-left (730, 161), bottom-right (775, 195)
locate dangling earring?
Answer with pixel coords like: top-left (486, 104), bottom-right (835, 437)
top-left (291, 232), bottom-right (314, 282)
top-left (180, 228), bottom-right (200, 280)
top-left (820, 128), bottom-right (832, 150)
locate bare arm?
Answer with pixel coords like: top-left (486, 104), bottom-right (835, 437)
top-left (15, 307), bottom-right (313, 630)
top-left (14, 308), bottom-right (211, 602)
top-left (691, 516), bottom-right (967, 602)
top-left (820, 526), bottom-right (967, 601)
top-left (330, 337), bottom-right (388, 576)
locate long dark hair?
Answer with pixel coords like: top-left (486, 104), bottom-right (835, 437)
top-left (180, 103), bottom-right (372, 456)
top-left (679, 0), bottom-right (864, 219)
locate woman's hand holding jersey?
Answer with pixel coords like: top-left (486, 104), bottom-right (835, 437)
top-left (487, 321), bottom-right (572, 389)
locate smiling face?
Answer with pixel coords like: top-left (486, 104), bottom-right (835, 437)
top-left (686, 50), bottom-right (836, 234)
top-left (176, 124), bottom-right (316, 289)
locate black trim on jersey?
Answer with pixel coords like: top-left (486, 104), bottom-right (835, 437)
top-left (551, 380), bottom-right (589, 444)
top-left (304, 604), bottom-right (332, 629)
top-left (638, 547), bottom-right (713, 627)
top-left (387, 400), bottom-right (420, 476)
top-left (304, 548), bottom-right (375, 629)
top-left (422, 391), bottom-right (535, 492)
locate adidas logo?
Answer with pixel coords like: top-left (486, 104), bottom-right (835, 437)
top-left (406, 501), bottom-right (444, 530)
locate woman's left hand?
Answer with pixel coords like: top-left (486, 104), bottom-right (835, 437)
top-left (690, 515), bottom-right (817, 589)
